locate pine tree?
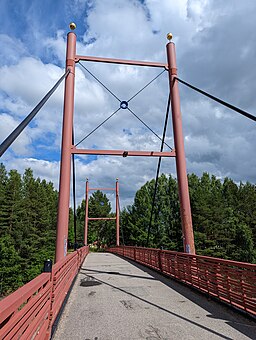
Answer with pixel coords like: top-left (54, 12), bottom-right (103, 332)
top-left (0, 234), bottom-right (23, 295)
top-left (0, 166), bottom-right (59, 295)
top-left (121, 172), bottom-right (255, 263)
top-left (76, 190), bottom-right (115, 247)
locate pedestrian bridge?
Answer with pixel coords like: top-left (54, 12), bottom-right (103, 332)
top-left (53, 252), bottom-right (255, 340)
top-left (0, 247), bottom-right (255, 339)
top-left (1, 29), bottom-right (256, 340)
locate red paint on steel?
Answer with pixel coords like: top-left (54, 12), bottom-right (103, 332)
top-left (84, 179), bottom-right (89, 245)
top-left (0, 273), bottom-right (51, 339)
top-left (116, 179), bottom-right (120, 246)
top-left (0, 246), bottom-right (89, 339)
top-left (108, 246), bottom-right (256, 318)
top-left (85, 180), bottom-right (120, 246)
top-left (88, 217), bottom-right (116, 220)
top-left (166, 42), bottom-right (195, 254)
top-left (49, 246), bottom-right (88, 327)
top-left (71, 148), bottom-right (176, 157)
top-left (75, 55), bottom-right (168, 69)
top-left (55, 32), bottom-right (76, 262)
top-left (89, 188), bottom-right (116, 191)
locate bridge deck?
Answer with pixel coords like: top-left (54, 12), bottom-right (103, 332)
top-left (53, 253), bottom-right (255, 340)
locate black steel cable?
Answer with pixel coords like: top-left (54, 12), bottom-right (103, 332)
top-left (0, 69), bottom-right (70, 157)
top-left (118, 194), bottom-right (125, 245)
top-left (127, 69), bottom-right (166, 103)
top-left (127, 107), bottom-right (173, 150)
top-left (76, 63), bottom-right (171, 151)
top-left (78, 62), bottom-right (121, 102)
top-left (77, 62), bottom-right (171, 151)
top-left (146, 93), bottom-right (171, 247)
top-left (176, 77), bottom-right (256, 122)
top-left (75, 107), bottom-right (121, 147)
top-left (72, 128), bottom-right (77, 249)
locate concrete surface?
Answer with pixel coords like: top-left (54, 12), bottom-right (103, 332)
top-left (53, 253), bottom-right (256, 340)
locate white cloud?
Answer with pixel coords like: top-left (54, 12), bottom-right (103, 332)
top-left (0, 113), bottom-right (33, 155)
top-left (0, 34), bottom-right (28, 66)
top-left (1, 0), bottom-right (256, 210)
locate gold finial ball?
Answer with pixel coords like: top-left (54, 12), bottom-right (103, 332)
top-left (69, 22), bottom-right (77, 30)
top-left (167, 32), bottom-right (173, 41)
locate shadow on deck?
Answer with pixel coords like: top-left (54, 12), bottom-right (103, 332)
top-left (53, 253), bottom-right (256, 340)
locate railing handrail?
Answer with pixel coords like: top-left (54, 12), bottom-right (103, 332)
top-left (53, 250), bottom-right (78, 273)
top-left (108, 246), bottom-right (256, 318)
top-left (0, 272), bottom-right (51, 325)
top-left (118, 245), bottom-right (256, 269)
top-left (0, 246), bottom-right (89, 339)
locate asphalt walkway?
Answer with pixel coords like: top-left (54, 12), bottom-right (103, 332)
top-left (53, 252), bottom-right (256, 340)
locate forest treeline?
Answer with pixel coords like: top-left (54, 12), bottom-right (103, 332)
top-left (1, 164), bottom-right (256, 296)
top-left (0, 164), bottom-right (58, 296)
top-left (119, 173), bottom-right (256, 263)
top-left (75, 172), bottom-right (256, 263)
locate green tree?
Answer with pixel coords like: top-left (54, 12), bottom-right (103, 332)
top-left (76, 199), bottom-right (85, 244)
top-left (0, 169), bottom-right (22, 238)
top-left (76, 190), bottom-right (115, 247)
top-left (68, 208), bottom-right (75, 247)
top-left (0, 235), bottom-right (23, 295)
top-left (121, 172), bottom-right (255, 263)
top-left (121, 174), bottom-right (182, 249)
top-left (0, 166), bottom-right (58, 296)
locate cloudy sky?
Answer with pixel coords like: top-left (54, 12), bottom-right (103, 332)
top-left (1, 0), bottom-right (256, 209)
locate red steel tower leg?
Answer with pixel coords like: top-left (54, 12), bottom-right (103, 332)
top-left (166, 41), bottom-right (195, 254)
top-left (55, 32), bottom-right (76, 262)
top-left (116, 179), bottom-right (120, 246)
top-left (84, 179), bottom-right (89, 245)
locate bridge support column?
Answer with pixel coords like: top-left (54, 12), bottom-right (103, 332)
top-left (166, 40), bottom-right (195, 254)
top-left (116, 179), bottom-right (120, 246)
top-left (84, 179), bottom-right (89, 245)
top-left (55, 32), bottom-right (76, 262)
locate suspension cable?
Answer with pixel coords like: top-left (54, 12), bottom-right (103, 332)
top-left (78, 62), bottom-right (121, 102)
top-left (127, 69), bottom-right (166, 103)
top-left (127, 107), bottom-right (173, 150)
top-left (77, 62), bottom-right (171, 149)
top-left (72, 128), bottom-right (77, 249)
top-left (175, 77), bottom-right (256, 122)
top-left (0, 69), bottom-right (70, 157)
top-left (118, 194), bottom-right (125, 245)
top-left (146, 93), bottom-right (171, 246)
top-left (75, 108), bottom-right (121, 147)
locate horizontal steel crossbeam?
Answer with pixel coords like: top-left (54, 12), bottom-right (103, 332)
top-left (89, 188), bottom-right (115, 191)
top-left (75, 55), bottom-right (168, 69)
top-left (71, 148), bottom-right (175, 157)
top-left (88, 217), bottom-right (116, 220)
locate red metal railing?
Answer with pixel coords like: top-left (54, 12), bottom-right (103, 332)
top-left (0, 246), bottom-right (89, 339)
top-left (108, 246), bottom-right (256, 318)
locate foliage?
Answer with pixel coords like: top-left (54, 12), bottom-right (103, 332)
top-left (0, 164), bottom-right (58, 296)
top-left (76, 190), bottom-right (116, 247)
top-left (120, 173), bottom-right (256, 263)
top-left (1, 162), bottom-right (255, 297)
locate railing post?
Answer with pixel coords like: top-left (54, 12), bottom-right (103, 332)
top-left (166, 36), bottom-right (195, 255)
top-left (55, 32), bottom-right (76, 262)
top-left (46, 261), bottom-right (54, 339)
top-left (158, 250), bottom-right (163, 272)
top-left (116, 178), bottom-right (120, 246)
top-left (84, 179), bottom-right (89, 245)
top-left (76, 249), bottom-right (80, 272)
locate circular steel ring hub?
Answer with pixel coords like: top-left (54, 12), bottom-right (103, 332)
top-left (120, 101), bottom-right (128, 109)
